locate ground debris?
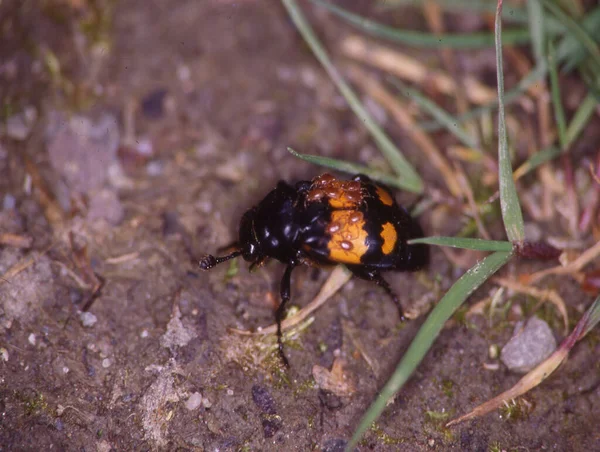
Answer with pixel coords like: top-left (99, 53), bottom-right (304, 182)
top-left (160, 300), bottom-right (198, 350)
top-left (140, 362), bottom-right (183, 447)
top-left (312, 358), bottom-right (356, 397)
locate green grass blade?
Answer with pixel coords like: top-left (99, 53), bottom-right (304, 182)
top-left (388, 77), bottom-right (480, 150)
top-left (515, 146), bottom-right (561, 177)
top-left (376, 0), bottom-right (566, 33)
top-left (281, 0), bottom-right (423, 193)
top-left (515, 91), bottom-right (597, 178)
top-left (347, 250), bottom-right (513, 450)
top-left (310, 0), bottom-right (530, 49)
top-left (419, 63), bottom-right (547, 132)
top-left (527, 0), bottom-right (545, 64)
top-left (581, 294), bottom-right (600, 337)
top-left (408, 236), bottom-right (513, 252)
top-left (555, 7), bottom-right (600, 72)
top-left (496, 0), bottom-right (525, 243)
top-left (565, 92), bottom-right (598, 145)
top-left (549, 40), bottom-right (568, 150)
top-left (287, 148), bottom-right (411, 190)
top-left (540, 0), bottom-right (600, 74)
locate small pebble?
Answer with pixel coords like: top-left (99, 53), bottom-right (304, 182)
top-left (0, 348), bottom-right (8, 361)
top-left (3, 194), bottom-right (16, 210)
top-left (4, 106), bottom-right (37, 140)
top-left (501, 316), bottom-right (557, 373)
top-left (226, 389), bottom-right (234, 396)
top-left (146, 160), bottom-right (164, 176)
top-left (102, 358), bottom-right (111, 368)
top-left (62, 366), bottom-right (70, 374)
top-left (140, 329), bottom-right (149, 338)
top-left (185, 392), bottom-right (203, 411)
top-left (80, 312), bottom-right (98, 327)
top-left (28, 333), bottom-right (36, 346)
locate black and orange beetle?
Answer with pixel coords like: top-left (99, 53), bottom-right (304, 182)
top-left (200, 173), bottom-right (429, 366)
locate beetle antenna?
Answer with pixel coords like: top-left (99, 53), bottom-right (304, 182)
top-left (199, 251), bottom-right (241, 270)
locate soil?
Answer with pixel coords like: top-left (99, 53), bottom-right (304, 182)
top-left (1, 1), bottom-right (599, 451)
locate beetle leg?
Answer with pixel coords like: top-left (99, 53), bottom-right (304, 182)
top-left (248, 258), bottom-right (267, 272)
top-left (347, 266), bottom-right (405, 321)
top-left (199, 250), bottom-right (241, 270)
top-left (276, 263), bottom-right (296, 367)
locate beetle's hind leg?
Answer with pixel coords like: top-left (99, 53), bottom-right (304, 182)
top-left (347, 265), bottom-right (405, 321)
top-left (276, 263), bottom-right (297, 368)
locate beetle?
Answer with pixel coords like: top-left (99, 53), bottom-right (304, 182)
top-left (200, 173), bottom-right (429, 366)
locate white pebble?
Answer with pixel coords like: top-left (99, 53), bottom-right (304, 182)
top-left (102, 358), bottom-right (111, 368)
top-left (185, 392), bottom-right (203, 411)
top-left (140, 329), bottom-right (149, 338)
top-left (28, 333), bottom-right (36, 345)
top-left (80, 312), bottom-right (98, 327)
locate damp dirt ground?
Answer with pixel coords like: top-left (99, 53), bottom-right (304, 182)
top-left (1, 1), bottom-right (600, 451)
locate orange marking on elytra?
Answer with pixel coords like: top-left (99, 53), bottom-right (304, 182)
top-left (380, 222), bottom-right (397, 255)
top-left (326, 210), bottom-right (369, 264)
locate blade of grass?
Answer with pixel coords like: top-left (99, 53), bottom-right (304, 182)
top-left (527, 0), bottom-right (545, 64)
top-left (310, 0), bottom-right (531, 49)
top-left (388, 77), bottom-right (480, 151)
top-left (377, 0), bottom-right (567, 34)
top-left (540, 0), bottom-right (600, 75)
top-left (509, 92), bottom-right (595, 180)
top-left (287, 148), bottom-right (409, 190)
top-left (548, 40), bottom-right (568, 149)
top-left (448, 293), bottom-right (600, 426)
top-left (347, 250), bottom-right (513, 450)
top-left (555, 7), bottom-right (600, 72)
top-left (579, 67), bottom-right (600, 102)
top-left (346, 64), bottom-right (463, 197)
top-left (408, 237), bottom-right (513, 252)
top-left (496, 0), bottom-right (525, 242)
top-left (513, 146), bottom-right (561, 179)
top-left (565, 92), bottom-right (598, 145)
top-left (419, 63), bottom-right (548, 132)
top-left (281, 0), bottom-right (423, 193)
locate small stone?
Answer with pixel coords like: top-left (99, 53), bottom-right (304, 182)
top-left (0, 347), bottom-right (8, 361)
top-left (80, 311), bottom-right (98, 327)
top-left (4, 106), bottom-right (37, 140)
top-left (62, 366), bottom-right (70, 374)
top-left (252, 385), bottom-right (277, 415)
top-left (3, 194), bottom-right (16, 210)
top-left (140, 329), bottom-right (149, 338)
top-left (226, 389), bottom-right (234, 396)
top-left (102, 358), bottom-right (111, 368)
top-left (141, 89), bottom-right (168, 119)
top-left (28, 333), bottom-right (36, 345)
top-left (201, 397), bottom-right (212, 409)
top-left (185, 392), bottom-right (203, 411)
top-left (501, 317), bottom-right (557, 373)
top-left (146, 160), bottom-right (164, 176)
